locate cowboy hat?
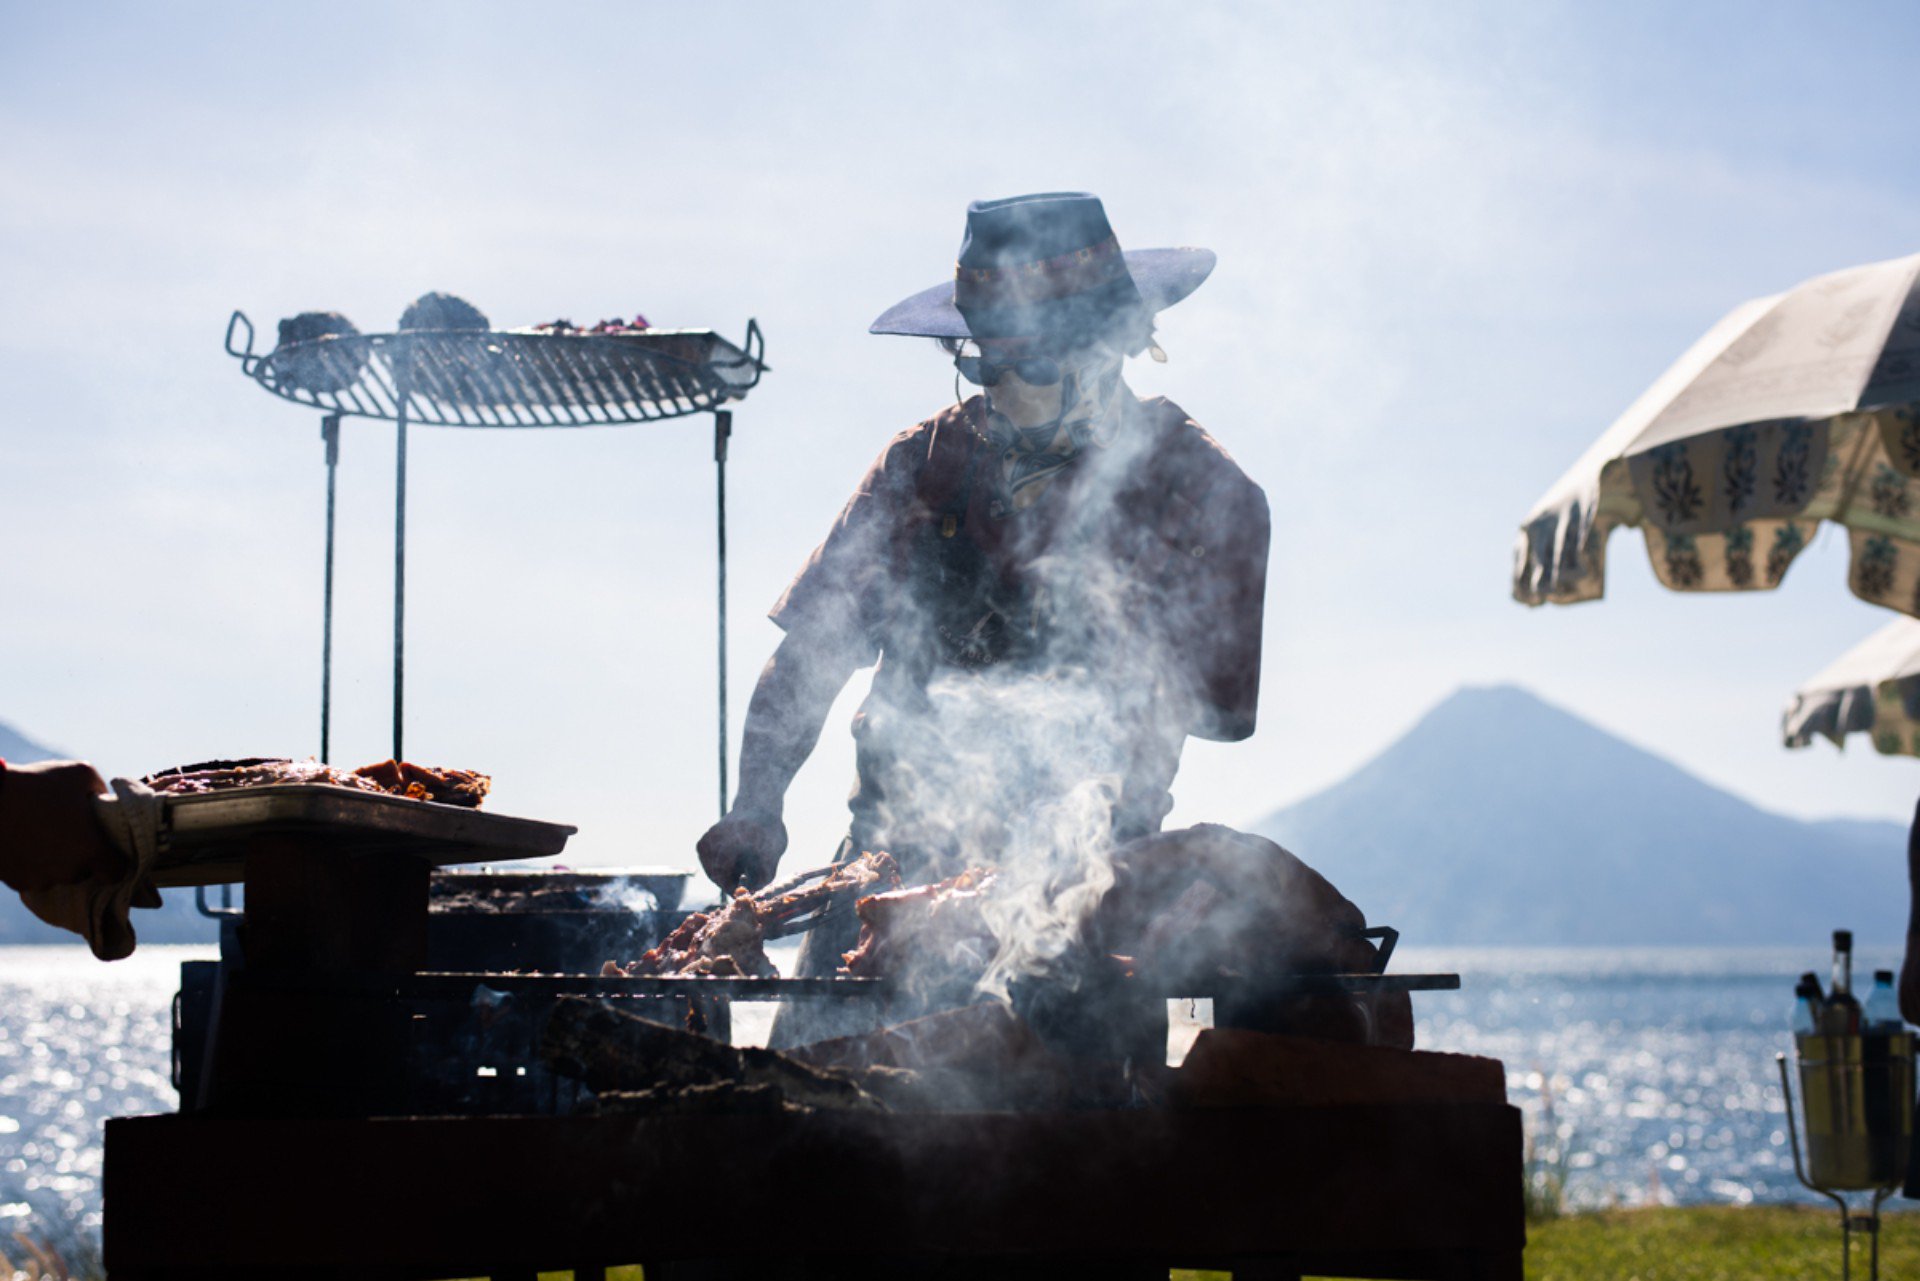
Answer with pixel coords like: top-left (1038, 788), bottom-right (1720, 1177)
top-left (870, 192), bottom-right (1215, 341)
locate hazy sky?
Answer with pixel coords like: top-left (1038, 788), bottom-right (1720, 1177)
top-left (5, 3), bottom-right (1920, 880)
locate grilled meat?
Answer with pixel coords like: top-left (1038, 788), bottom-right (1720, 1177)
top-left (349, 759), bottom-right (490, 807)
top-left (607, 852), bottom-right (902, 979)
top-left (611, 890), bottom-right (774, 979)
top-left (768, 851), bottom-right (901, 925)
top-left (840, 867), bottom-right (997, 986)
top-left (523, 314), bottom-right (651, 335)
top-left (143, 757), bottom-right (490, 808)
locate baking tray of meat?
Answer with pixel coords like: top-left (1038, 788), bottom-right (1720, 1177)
top-left (155, 789), bottom-right (574, 886)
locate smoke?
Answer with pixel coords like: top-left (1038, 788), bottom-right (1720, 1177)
top-left (857, 372), bottom-right (1225, 1002)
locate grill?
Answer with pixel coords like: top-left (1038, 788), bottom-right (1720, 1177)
top-left (223, 311), bottom-right (768, 805)
top-left (112, 798), bottom-right (1518, 1281)
top-left (224, 313), bottom-right (764, 426)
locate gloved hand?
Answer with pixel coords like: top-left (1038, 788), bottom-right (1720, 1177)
top-left (697, 807), bottom-right (788, 892)
top-left (0, 761), bottom-right (123, 893)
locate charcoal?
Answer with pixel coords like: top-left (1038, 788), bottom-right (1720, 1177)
top-left (541, 997), bottom-right (882, 1113)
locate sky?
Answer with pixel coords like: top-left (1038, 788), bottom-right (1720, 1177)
top-left (5, 2), bottom-right (1920, 881)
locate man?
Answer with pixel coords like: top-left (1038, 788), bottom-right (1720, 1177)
top-left (697, 193), bottom-right (1270, 1008)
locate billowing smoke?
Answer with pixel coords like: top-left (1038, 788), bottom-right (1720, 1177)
top-left (859, 380), bottom-right (1217, 1002)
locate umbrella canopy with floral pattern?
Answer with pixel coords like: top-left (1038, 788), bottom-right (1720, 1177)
top-left (1784, 617), bottom-right (1920, 758)
top-left (1514, 252), bottom-right (1920, 616)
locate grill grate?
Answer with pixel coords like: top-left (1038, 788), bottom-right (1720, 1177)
top-left (224, 312), bottom-right (765, 426)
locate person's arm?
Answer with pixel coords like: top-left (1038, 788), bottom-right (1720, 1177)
top-left (695, 424), bottom-right (926, 891)
top-left (1902, 795), bottom-right (1920, 1024)
top-left (0, 759), bottom-right (120, 895)
top-left (697, 623), bottom-right (866, 891)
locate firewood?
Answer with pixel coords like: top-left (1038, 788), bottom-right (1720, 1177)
top-left (540, 997), bottom-right (882, 1112)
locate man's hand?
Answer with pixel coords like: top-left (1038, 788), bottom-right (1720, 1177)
top-left (697, 808), bottom-right (788, 893)
top-left (0, 761), bottom-right (122, 894)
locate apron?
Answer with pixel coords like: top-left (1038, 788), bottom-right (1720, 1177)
top-left (773, 439), bottom-right (1047, 1044)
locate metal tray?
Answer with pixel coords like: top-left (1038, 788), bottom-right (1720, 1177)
top-left (430, 866), bottom-right (693, 913)
top-left (153, 785), bottom-right (576, 887)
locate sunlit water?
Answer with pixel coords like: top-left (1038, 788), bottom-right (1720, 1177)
top-left (1401, 944), bottom-right (1909, 1212)
top-left (1, 942), bottom-right (1909, 1249)
top-left (0, 945), bottom-right (205, 1250)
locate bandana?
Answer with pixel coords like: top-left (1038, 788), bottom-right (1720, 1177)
top-left (980, 348), bottom-right (1126, 513)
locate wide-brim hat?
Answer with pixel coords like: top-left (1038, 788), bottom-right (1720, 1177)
top-left (869, 192), bottom-right (1215, 341)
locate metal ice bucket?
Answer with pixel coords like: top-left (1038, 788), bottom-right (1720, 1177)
top-left (1792, 1031), bottom-right (1914, 1191)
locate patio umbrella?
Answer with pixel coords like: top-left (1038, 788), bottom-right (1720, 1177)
top-left (1783, 617), bottom-right (1920, 758)
top-left (1514, 251), bottom-right (1920, 616)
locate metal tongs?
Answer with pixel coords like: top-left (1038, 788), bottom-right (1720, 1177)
top-left (755, 862), bottom-right (862, 941)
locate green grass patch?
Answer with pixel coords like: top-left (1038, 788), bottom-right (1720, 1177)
top-left (1166, 1208), bottom-right (1920, 1280)
top-left (1519, 1204), bottom-right (1920, 1280)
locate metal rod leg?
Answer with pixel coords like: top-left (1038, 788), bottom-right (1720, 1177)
top-left (320, 414), bottom-right (341, 764)
top-left (393, 371), bottom-right (411, 762)
top-left (1870, 1186), bottom-right (1890, 1281)
top-left (714, 409), bottom-right (732, 820)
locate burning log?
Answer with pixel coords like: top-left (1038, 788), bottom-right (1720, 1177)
top-left (1169, 1028), bottom-right (1505, 1108)
top-left (541, 997), bottom-right (884, 1114)
top-left (792, 1000), bottom-right (1044, 1076)
top-left (789, 1000), bottom-right (1102, 1110)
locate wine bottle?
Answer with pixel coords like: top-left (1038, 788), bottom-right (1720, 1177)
top-left (1824, 929), bottom-right (1861, 1036)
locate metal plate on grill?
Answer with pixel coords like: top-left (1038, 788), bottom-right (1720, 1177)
top-left (153, 785), bottom-right (576, 887)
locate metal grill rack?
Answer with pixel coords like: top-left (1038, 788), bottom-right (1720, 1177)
top-left (224, 311), bottom-right (767, 815)
top-left (226, 315), bottom-right (763, 426)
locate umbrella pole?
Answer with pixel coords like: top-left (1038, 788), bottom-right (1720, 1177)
top-left (714, 409), bottom-right (732, 820)
top-left (393, 361), bottom-right (411, 763)
top-left (320, 413), bottom-right (341, 764)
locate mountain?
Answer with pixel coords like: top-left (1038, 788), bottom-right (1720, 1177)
top-left (0, 720), bottom-right (63, 763)
top-left (0, 719), bottom-right (216, 946)
top-left (1253, 685), bottom-right (1910, 946)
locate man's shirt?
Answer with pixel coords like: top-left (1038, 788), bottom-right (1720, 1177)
top-left (770, 393), bottom-right (1270, 867)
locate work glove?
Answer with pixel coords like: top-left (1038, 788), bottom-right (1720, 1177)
top-left (697, 808), bottom-right (787, 892)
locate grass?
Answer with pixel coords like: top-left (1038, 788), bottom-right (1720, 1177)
top-left (1519, 1205), bottom-right (1920, 1280)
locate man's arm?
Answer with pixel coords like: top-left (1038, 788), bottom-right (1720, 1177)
top-left (1902, 794), bottom-right (1920, 1024)
top-left (697, 622), bottom-right (866, 891)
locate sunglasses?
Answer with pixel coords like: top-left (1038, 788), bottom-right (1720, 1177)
top-left (953, 350), bottom-right (1066, 387)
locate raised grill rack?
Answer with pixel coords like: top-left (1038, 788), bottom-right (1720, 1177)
top-left (224, 313), bottom-right (764, 426)
top-left (222, 308), bottom-right (767, 812)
